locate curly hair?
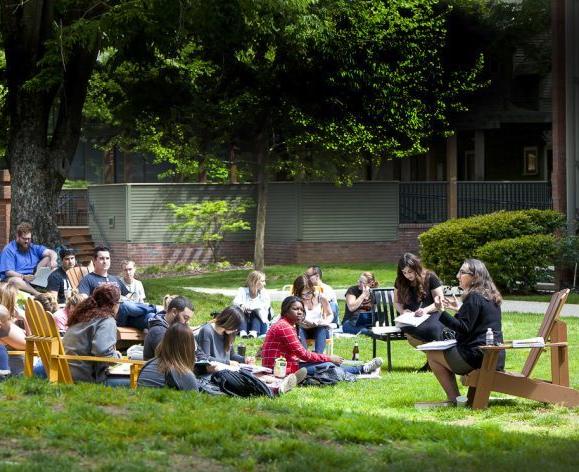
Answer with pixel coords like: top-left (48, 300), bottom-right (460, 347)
top-left (68, 284), bottom-right (120, 326)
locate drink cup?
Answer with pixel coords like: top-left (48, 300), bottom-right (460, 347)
top-left (456, 395), bottom-right (468, 408)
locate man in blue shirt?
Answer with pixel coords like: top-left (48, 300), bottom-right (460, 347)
top-left (0, 221), bottom-right (57, 296)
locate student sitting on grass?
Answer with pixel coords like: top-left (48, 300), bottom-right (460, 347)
top-left (195, 306), bottom-right (254, 365)
top-left (138, 322), bottom-right (199, 391)
top-left (233, 270), bottom-right (272, 338)
top-left (291, 275), bottom-right (333, 354)
top-left (420, 259), bottom-right (505, 407)
top-left (143, 296), bottom-right (194, 360)
top-left (261, 296), bottom-right (383, 378)
top-left (0, 304), bottom-right (25, 379)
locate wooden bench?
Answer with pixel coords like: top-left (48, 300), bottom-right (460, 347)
top-left (116, 326), bottom-right (145, 351)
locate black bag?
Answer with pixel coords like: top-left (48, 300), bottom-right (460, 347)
top-left (211, 369), bottom-right (274, 398)
top-left (301, 363), bottom-right (356, 387)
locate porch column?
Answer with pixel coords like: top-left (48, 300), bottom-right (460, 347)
top-left (446, 134), bottom-right (458, 218)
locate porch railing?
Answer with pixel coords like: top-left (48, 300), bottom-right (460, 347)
top-left (399, 181), bottom-right (552, 224)
top-left (457, 181), bottom-right (552, 218)
top-left (57, 189), bottom-right (89, 226)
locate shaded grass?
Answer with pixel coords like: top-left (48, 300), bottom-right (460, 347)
top-left (2, 314), bottom-right (578, 470)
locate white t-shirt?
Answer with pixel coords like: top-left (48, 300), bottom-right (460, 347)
top-left (121, 278), bottom-right (146, 303)
top-left (233, 287), bottom-right (272, 323)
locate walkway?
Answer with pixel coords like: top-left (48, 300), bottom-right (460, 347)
top-left (184, 287), bottom-right (579, 317)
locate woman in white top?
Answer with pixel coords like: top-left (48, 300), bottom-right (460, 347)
top-left (233, 270), bottom-right (272, 338)
top-left (292, 275), bottom-right (333, 354)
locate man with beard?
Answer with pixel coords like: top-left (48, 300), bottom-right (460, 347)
top-left (0, 221), bottom-right (57, 296)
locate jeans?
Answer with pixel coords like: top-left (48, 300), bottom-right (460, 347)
top-left (239, 310), bottom-right (268, 335)
top-left (329, 301), bottom-right (340, 326)
top-left (116, 302), bottom-right (158, 330)
top-left (299, 326), bottom-right (330, 354)
top-left (0, 345), bottom-right (9, 373)
top-left (341, 311), bottom-right (373, 335)
top-left (299, 361), bottom-right (362, 376)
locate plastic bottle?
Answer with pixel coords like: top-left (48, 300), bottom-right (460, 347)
top-left (485, 328), bottom-right (494, 346)
top-left (352, 342), bottom-right (360, 361)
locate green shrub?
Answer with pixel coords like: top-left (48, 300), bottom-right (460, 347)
top-left (474, 234), bottom-right (557, 292)
top-left (419, 209), bottom-right (565, 284)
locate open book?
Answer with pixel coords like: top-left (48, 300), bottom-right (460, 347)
top-left (416, 339), bottom-right (457, 351)
top-left (30, 267), bottom-right (53, 288)
top-left (394, 312), bottom-right (430, 328)
top-left (512, 337), bottom-right (545, 348)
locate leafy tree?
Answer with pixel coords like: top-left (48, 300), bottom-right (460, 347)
top-left (168, 199), bottom-right (253, 263)
top-left (0, 0), bottom-right (190, 245)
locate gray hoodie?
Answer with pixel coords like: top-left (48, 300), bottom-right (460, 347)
top-left (63, 317), bottom-right (118, 383)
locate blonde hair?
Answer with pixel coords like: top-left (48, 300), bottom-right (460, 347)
top-left (163, 294), bottom-right (177, 311)
top-left (0, 282), bottom-right (19, 320)
top-left (246, 270), bottom-right (265, 297)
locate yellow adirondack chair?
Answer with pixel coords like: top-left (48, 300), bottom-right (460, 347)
top-left (462, 289), bottom-right (579, 409)
top-left (22, 298), bottom-right (144, 388)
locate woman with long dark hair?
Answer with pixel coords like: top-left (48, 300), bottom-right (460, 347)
top-left (138, 323), bottom-right (199, 390)
top-left (423, 259), bottom-right (504, 405)
top-left (63, 284), bottom-right (127, 386)
top-left (394, 253), bottom-right (445, 343)
top-left (195, 306), bottom-right (252, 365)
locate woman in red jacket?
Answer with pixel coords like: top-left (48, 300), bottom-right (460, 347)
top-left (261, 296), bottom-right (382, 376)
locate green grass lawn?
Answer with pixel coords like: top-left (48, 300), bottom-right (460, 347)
top-left (1, 310), bottom-right (578, 470)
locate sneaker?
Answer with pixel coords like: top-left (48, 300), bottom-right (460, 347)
top-left (294, 367), bottom-right (308, 385)
top-left (248, 330), bottom-right (258, 339)
top-left (239, 330), bottom-right (248, 338)
top-left (278, 373), bottom-right (298, 394)
top-left (362, 357), bottom-right (383, 374)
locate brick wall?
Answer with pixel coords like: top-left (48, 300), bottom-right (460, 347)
top-left (104, 224), bottom-right (433, 271)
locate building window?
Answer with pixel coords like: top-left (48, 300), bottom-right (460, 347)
top-left (523, 146), bottom-right (539, 175)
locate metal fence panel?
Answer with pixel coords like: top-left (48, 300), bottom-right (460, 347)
top-left (399, 182), bottom-right (448, 223)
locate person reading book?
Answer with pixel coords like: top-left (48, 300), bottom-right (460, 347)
top-left (393, 253), bottom-right (445, 371)
top-left (0, 221), bottom-right (57, 296)
top-left (419, 259), bottom-right (505, 407)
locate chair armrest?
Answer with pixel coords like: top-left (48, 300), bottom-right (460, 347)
top-left (56, 355), bottom-right (145, 365)
top-left (372, 326), bottom-right (402, 335)
top-left (481, 342), bottom-right (568, 351)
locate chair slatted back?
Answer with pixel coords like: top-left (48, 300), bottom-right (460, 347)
top-left (371, 288), bottom-right (397, 327)
top-left (25, 298), bottom-right (73, 383)
top-left (521, 288), bottom-right (569, 378)
top-left (66, 266), bottom-right (91, 290)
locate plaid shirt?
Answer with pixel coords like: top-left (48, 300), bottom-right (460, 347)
top-left (261, 317), bottom-right (332, 374)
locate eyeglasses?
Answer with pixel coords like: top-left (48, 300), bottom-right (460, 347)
top-left (458, 269), bottom-right (473, 276)
top-left (305, 273), bottom-right (317, 279)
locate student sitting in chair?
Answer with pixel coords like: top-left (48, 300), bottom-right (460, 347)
top-left (341, 272), bottom-right (378, 335)
top-left (419, 259), bottom-right (504, 407)
top-left (233, 270), bottom-right (272, 338)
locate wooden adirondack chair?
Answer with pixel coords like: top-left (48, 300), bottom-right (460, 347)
top-left (65, 262), bottom-right (93, 290)
top-left (22, 298), bottom-right (144, 388)
top-left (462, 288), bottom-right (579, 409)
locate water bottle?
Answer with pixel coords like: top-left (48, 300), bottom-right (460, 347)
top-left (485, 328), bottom-right (494, 346)
top-left (352, 342), bottom-right (360, 361)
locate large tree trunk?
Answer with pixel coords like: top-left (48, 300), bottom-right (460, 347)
top-left (253, 130), bottom-right (269, 271)
top-left (1, 1), bottom-right (99, 246)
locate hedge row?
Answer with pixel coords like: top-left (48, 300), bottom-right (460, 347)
top-left (419, 209), bottom-right (565, 290)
